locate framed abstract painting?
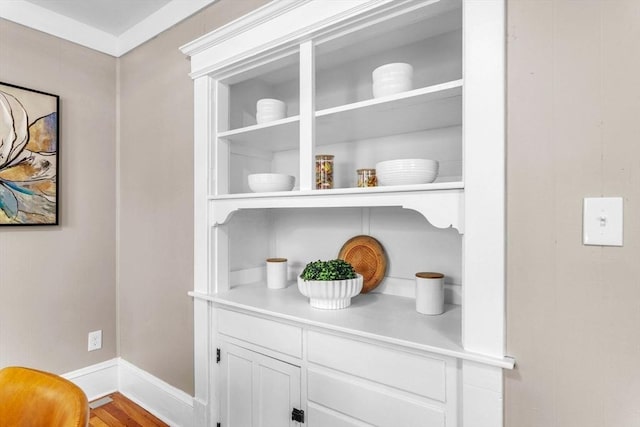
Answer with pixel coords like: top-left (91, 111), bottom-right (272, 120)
top-left (0, 82), bottom-right (59, 225)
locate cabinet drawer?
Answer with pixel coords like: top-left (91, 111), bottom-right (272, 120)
top-left (218, 310), bottom-right (302, 358)
top-left (307, 331), bottom-right (446, 402)
top-left (308, 369), bottom-right (445, 427)
top-left (307, 403), bottom-right (366, 427)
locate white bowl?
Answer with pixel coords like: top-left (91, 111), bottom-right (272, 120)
top-left (377, 172), bottom-right (438, 186)
top-left (372, 63), bottom-right (413, 81)
top-left (376, 158), bottom-right (438, 170)
top-left (257, 98), bottom-right (286, 110)
top-left (256, 99), bottom-right (287, 123)
top-left (256, 112), bottom-right (286, 124)
top-left (297, 274), bottom-right (363, 309)
top-left (373, 81), bottom-right (412, 98)
top-left (376, 159), bottom-right (439, 186)
top-left (372, 63), bottom-right (413, 98)
top-left (248, 173), bottom-right (295, 192)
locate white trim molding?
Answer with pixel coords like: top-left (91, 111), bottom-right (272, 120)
top-left (63, 358), bottom-right (194, 427)
top-left (62, 358), bottom-right (119, 402)
top-left (119, 359), bottom-right (195, 427)
top-left (0, 0), bottom-right (218, 57)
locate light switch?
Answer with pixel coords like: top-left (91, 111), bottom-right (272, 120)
top-left (583, 197), bottom-right (623, 246)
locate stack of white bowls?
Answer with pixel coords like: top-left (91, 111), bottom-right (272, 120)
top-left (256, 98), bottom-right (286, 124)
top-left (375, 159), bottom-right (439, 186)
top-left (372, 63), bottom-right (413, 98)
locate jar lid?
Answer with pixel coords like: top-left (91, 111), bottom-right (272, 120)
top-left (415, 272), bottom-right (444, 279)
top-left (357, 168), bottom-right (376, 173)
top-left (315, 154), bottom-right (334, 159)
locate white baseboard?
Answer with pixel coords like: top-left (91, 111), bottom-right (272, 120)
top-left (63, 358), bottom-right (194, 427)
top-left (62, 358), bottom-right (119, 402)
top-left (119, 358), bottom-right (194, 427)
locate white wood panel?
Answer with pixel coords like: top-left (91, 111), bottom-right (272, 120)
top-left (307, 369), bottom-right (445, 427)
top-left (369, 207), bottom-right (462, 287)
top-left (299, 40), bottom-right (316, 191)
top-left (207, 284), bottom-right (513, 369)
top-left (461, 0), bottom-right (506, 356)
top-left (214, 82), bottom-right (230, 195)
top-left (218, 309), bottom-right (303, 358)
top-left (255, 356), bottom-right (301, 427)
top-left (221, 347), bottom-right (253, 427)
top-left (210, 188), bottom-right (465, 233)
top-left (220, 342), bottom-right (302, 427)
top-left (227, 210), bottom-right (270, 273)
top-left (307, 331), bottom-right (448, 401)
top-left (307, 403), bottom-right (372, 427)
top-left (462, 360), bottom-right (504, 427)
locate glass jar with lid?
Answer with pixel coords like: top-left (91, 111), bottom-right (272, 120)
top-left (357, 168), bottom-right (377, 187)
top-left (315, 155), bottom-right (334, 189)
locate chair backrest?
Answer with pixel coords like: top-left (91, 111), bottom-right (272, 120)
top-left (0, 366), bottom-right (89, 427)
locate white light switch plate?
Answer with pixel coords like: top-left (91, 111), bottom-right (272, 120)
top-left (583, 197), bottom-right (623, 246)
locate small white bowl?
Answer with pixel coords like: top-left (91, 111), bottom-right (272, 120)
top-left (373, 80), bottom-right (413, 98)
top-left (372, 63), bottom-right (413, 98)
top-left (257, 98), bottom-right (286, 110)
top-left (372, 63), bottom-right (413, 81)
top-left (377, 171), bottom-right (438, 186)
top-left (256, 98), bottom-right (287, 124)
top-left (297, 274), bottom-right (363, 309)
top-left (376, 159), bottom-right (439, 186)
top-left (248, 173), bottom-right (295, 192)
top-left (256, 112), bottom-right (286, 124)
top-left (376, 158), bottom-right (438, 170)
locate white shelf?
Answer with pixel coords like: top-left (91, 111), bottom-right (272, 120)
top-left (316, 80), bottom-right (462, 145)
top-left (209, 182), bottom-right (464, 232)
top-left (218, 116), bottom-right (300, 151)
top-left (215, 80), bottom-right (462, 152)
top-left (189, 284), bottom-right (514, 370)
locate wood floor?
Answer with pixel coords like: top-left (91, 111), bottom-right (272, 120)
top-left (89, 392), bottom-right (168, 427)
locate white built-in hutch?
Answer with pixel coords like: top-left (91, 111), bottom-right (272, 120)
top-left (181, 1), bottom-right (514, 426)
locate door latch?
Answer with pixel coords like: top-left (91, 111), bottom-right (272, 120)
top-left (291, 408), bottom-right (304, 423)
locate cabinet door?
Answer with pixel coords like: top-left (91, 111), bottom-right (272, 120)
top-left (220, 342), bottom-right (302, 427)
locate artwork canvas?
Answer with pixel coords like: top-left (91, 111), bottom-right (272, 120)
top-left (0, 82), bottom-right (59, 225)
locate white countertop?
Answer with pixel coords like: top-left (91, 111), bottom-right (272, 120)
top-left (190, 283), bottom-right (514, 369)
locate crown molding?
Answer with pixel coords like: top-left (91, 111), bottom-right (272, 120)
top-left (0, 0), bottom-right (219, 57)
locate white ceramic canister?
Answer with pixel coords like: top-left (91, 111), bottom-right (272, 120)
top-left (415, 272), bottom-right (445, 315)
top-left (266, 258), bottom-right (288, 289)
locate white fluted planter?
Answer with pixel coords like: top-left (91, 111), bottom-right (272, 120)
top-left (297, 274), bottom-right (363, 309)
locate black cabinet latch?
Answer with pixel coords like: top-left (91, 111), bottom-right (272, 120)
top-left (216, 348), bottom-right (220, 363)
top-left (291, 408), bottom-right (305, 423)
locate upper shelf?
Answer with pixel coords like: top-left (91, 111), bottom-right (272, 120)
top-left (217, 115), bottom-right (300, 151)
top-left (316, 80), bottom-right (462, 145)
top-left (209, 182), bottom-right (464, 233)
top-left (216, 80), bottom-right (462, 151)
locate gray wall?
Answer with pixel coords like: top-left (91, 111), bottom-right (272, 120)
top-left (505, 0), bottom-right (640, 425)
top-left (0, 19), bottom-right (117, 373)
top-left (117, 0), bottom-right (270, 395)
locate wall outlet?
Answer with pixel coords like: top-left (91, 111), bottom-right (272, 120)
top-left (88, 330), bottom-right (102, 351)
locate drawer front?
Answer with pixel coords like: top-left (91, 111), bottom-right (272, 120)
top-left (307, 331), bottom-right (447, 401)
top-left (307, 403), bottom-right (367, 427)
top-left (308, 369), bottom-right (445, 427)
top-left (218, 309), bottom-right (302, 358)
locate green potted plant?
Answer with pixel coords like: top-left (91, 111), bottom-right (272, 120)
top-left (298, 259), bottom-right (363, 309)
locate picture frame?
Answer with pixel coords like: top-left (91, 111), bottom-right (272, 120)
top-left (0, 82), bottom-right (59, 225)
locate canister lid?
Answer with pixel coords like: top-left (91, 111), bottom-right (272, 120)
top-left (415, 272), bottom-right (444, 279)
